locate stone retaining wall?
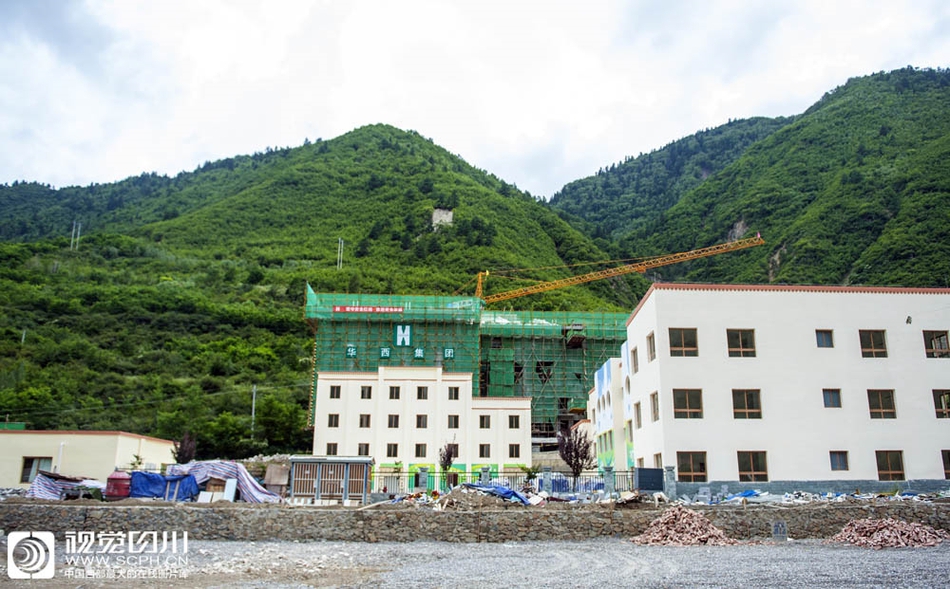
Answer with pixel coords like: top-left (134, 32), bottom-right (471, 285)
top-left (1, 501), bottom-right (947, 543)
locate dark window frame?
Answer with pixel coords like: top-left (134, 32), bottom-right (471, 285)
top-left (816, 329), bottom-right (834, 348)
top-left (737, 451), bottom-right (768, 482)
top-left (823, 388), bottom-right (842, 408)
top-left (868, 389), bottom-right (896, 419)
top-left (924, 330), bottom-right (950, 358)
top-left (677, 451), bottom-right (707, 482)
top-left (673, 389), bottom-right (703, 419)
top-left (935, 390), bottom-right (950, 419)
top-left (876, 450), bottom-right (904, 481)
top-left (859, 330), bottom-right (888, 358)
top-left (830, 451), bottom-right (849, 471)
top-left (732, 389), bottom-right (762, 419)
top-left (669, 328), bottom-right (699, 357)
top-left (727, 329), bottom-right (756, 357)
top-left (329, 385), bottom-right (341, 399)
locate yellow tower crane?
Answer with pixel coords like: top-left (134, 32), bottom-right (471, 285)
top-left (474, 234), bottom-right (765, 304)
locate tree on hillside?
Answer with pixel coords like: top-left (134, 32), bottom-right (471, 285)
top-left (558, 425), bottom-right (596, 492)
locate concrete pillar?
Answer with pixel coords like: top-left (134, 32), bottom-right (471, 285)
top-left (479, 466), bottom-right (491, 484)
top-left (417, 467), bottom-right (429, 491)
top-left (664, 465), bottom-right (677, 499)
top-left (603, 466), bottom-right (615, 495)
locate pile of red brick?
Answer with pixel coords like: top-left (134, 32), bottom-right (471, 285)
top-left (631, 505), bottom-right (738, 546)
top-left (830, 517), bottom-right (950, 549)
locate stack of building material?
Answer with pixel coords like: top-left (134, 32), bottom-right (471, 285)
top-left (830, 518), bottom-right (950, 549)
top-left (631, 505), bottom-right (738, 546)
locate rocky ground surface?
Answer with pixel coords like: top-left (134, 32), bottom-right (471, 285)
top-left (3, 537), bottom-right (949, 588)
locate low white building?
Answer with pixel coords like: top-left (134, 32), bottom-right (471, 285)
top-left (312, 366), bottom-right (531, 479)
top-left (614, 283), bottom-right (950, 493)
top-left (0, 430), bottom-right (175, 488)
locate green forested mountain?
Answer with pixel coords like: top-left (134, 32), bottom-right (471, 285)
top-left (553, 67), bottom-right (950, 286)
top-left (549, 116), bottom-right (795, 244)
top-left (0, 125), bottom-right (642, 458)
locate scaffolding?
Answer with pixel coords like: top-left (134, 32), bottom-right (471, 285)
top-left (304, 285), bottom-right (628, 435)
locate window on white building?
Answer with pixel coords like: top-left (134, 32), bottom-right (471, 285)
top-left (876, 450), bottom-right (904, 480)
top-left (859, 330), bottom-right (887, 358)
top-left (673, 389), bottom-right (703, 419)
top-left (359, 414), bottom-right (371, 427)
top-left (415, 444), bottom-right (426, 458)
top-left (448, 414), bottom-right (459, 429)
top-left (389, 386), bottom-right (400, 399)
top-left (653, 453), bottom-right (662, 468)
top-left (727, 329), bottom-right (756, 357)
top-left (676, 452), bottom-right (707, 482)
top-left (416, 414), bottom-right (428, 428)
top-left (669, 328), bottom-right (698, 357)
top-left (650, 392), bottom-right (659, 422)
top-left (631, 347), bottom-right (639, 373)
top-left (326, 443), bottom-right (337, 456)
top-left (329, 385), bottom-right (341, 399)
top-left (924, 330), bottom-right (950, 358)
top-left (829, 451), bottom-right (849, 471)
top-left (479, 444), bottom-right (491, 458)
top-left (20, 457), bottom-right (51, 483)
top-left (732, 389), bottom-right (762, 419)
top-left (448, 386), bottom-right (460, 400)
top-left (634, 402), bottom-right (642, 429)
top-left (328, 414), bottom-right (339, 427)
top-left (417, 386), bottom-right (428, 400)
top-left (386, 443), bottom-right (398, 458)
top-left (358, 443), bottom-right (369, 456)
top-left (509, 415), bottom-right (520, 429)
top-left (479, 415), bottom-right (490, 429)
top-left (737, 451), bottom-right (768, 481)
top-left (509, 444), bottom-right (520, 459)
top-left (647, 332), bottom-right (656, 362)
top-left (360, 385), bottom-right (372, 399)
top-left (868, 390), bottom-right (896, 419)
top-left (935, 390), bottom-right (950, 419)
top-left (388, 414), bottom-right (399, 428)
top-left (816, 330), bottom-right (834, 348)
top-left (823, 389), bottom-right (842, 408)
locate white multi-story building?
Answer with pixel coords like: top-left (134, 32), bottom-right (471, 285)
top-left (613, 283), bottom-right (950, 492)
top-left (312, 366), bottom-right (531, 477)
top-left (587, 358), bottom-right (630, 470)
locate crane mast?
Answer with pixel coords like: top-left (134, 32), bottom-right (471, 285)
top-left (475, 234), bottom-right (765, 304)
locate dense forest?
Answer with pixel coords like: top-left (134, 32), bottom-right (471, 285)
top-left (2, 66), bottom-right (948, 458)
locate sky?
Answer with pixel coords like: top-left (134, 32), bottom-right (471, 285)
top-left (1, 1), bottom-right (948, 199)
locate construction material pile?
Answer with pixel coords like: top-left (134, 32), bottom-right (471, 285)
top-left (830, 518), bottom-right (950, 549)
top-left (631, 505), bottom-right (738, 546)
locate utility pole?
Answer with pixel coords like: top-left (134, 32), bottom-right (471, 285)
top-left (251, 384), bottom-right (257, 436)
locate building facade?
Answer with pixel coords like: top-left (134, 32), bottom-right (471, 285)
top-left (0, 430), bottom-right (175, 488)
top-left (587, 358), bottom-right (631, 470)
top-left (614, 283), bottom-right (950, 493)
top-left (312, 366), bottom-right (531, 476)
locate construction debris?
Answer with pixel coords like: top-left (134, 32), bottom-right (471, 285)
top-left (631, 505), bottom-right (738, 546)
top-left (829, 518), bottom-right (950, 549)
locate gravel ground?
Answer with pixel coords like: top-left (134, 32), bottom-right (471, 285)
top-left (6, 538), bottom-right (948, 588)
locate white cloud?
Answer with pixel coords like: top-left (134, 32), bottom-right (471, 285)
top-left (0, 0), bottom-right (947, 196)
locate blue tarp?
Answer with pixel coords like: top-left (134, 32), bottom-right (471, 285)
top-left (463, 482), bottom-right (530, 505)
top-left (129, 472), bottom-right (199, 501)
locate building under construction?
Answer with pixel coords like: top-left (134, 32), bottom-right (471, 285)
top-left (305, 285), bottom-right (628, 442)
